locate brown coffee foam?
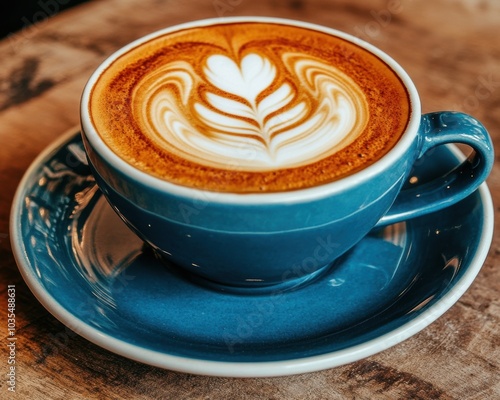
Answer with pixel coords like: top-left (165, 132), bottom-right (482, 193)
top-left (89, 22), bottom-right (410, 193)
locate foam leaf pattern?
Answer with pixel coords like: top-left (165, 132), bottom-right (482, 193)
top-left (137, 52), bottom-right (369, 171)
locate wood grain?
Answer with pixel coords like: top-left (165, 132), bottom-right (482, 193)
top-left (1, 0), bottom-right (499, 398)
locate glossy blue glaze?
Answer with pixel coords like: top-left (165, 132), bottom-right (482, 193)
top-left (379, 111), bottom-right (494, 225)
top-left (81, 111), bottom-right (493, 287)
top-left (10, 133), bottom-right (493, 376)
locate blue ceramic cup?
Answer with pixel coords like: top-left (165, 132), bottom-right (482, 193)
top-left (80, 17), bottom-right (494, 289)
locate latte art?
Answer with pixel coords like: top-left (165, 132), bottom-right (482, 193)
top-left (137, 52), bottom-right (368, 170)
top-left (89, 22), bottom-right (410, 192)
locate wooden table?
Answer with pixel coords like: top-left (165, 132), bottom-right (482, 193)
top-left (1, 0), bottom-right (499, 398)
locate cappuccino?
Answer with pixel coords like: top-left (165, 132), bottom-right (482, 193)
top-left (89, 21), bottom-right (410, 193)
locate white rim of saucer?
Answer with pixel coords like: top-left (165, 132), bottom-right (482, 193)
top-left (10, 133), bottom-right (493, 377)
top-left (80, 16), bottom-right (422, 205)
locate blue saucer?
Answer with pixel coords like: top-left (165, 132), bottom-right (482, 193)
top-left (10, 131), bottom-right (493, 377)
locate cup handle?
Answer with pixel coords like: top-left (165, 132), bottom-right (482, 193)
top-left (377, 111), bottom-right (494, 227)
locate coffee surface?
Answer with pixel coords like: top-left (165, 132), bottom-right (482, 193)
top-left (89, 22), bottom-right (410, 193)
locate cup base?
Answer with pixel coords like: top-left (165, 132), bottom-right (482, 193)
top-left (151, 248), bottom-right (336, 295)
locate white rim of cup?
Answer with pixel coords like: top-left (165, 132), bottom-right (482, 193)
top-left (80, 16), bottom-right (422, 205)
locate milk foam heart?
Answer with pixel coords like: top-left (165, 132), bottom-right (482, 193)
top-left (89, 22), bottom-right (410, 192)
top-left (137, 52), bottom-right (368, 170)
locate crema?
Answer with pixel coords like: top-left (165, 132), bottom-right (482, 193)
top-left (89, 22), bottom-right (410, 193)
